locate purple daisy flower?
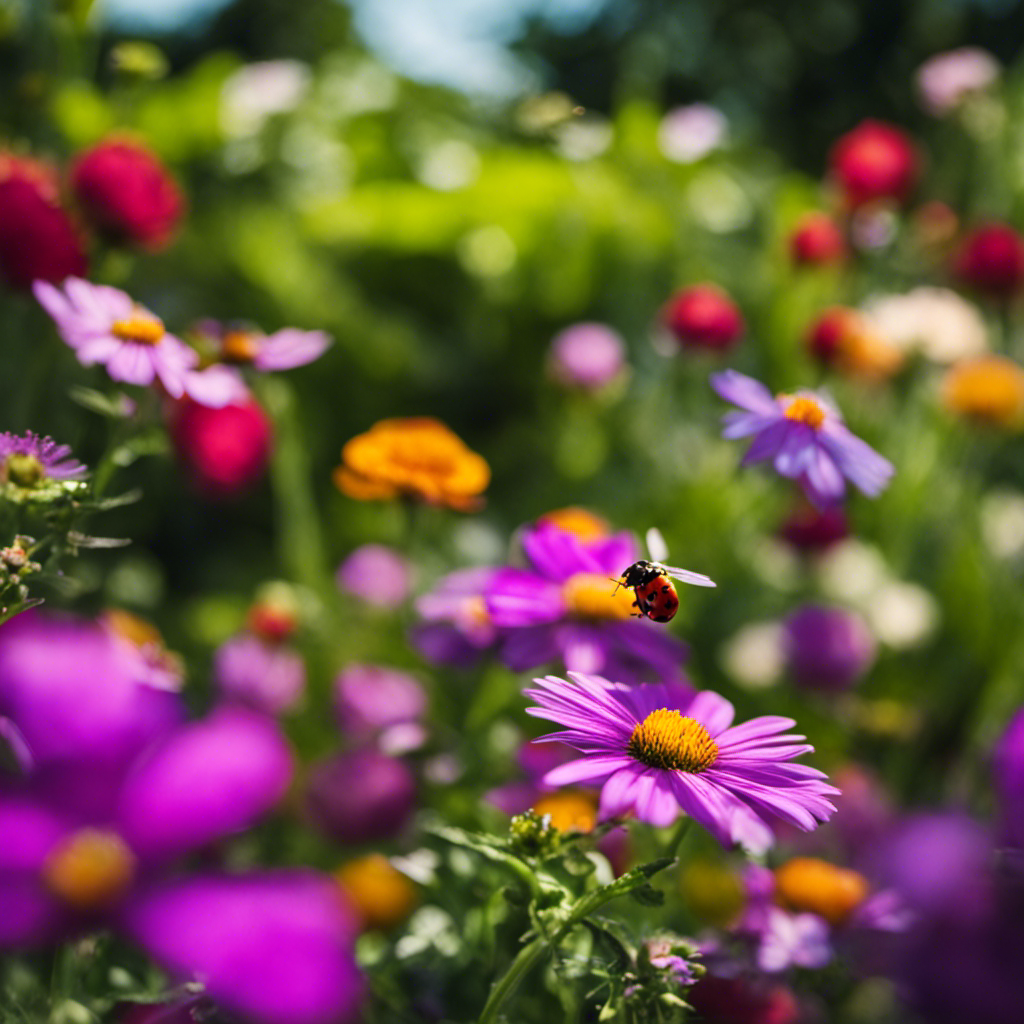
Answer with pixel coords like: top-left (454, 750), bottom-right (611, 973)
top-left (525, 672), bottom-right (838, 853)
top-left (197, 320), bottom-right (332, 371)
top-left (34, 278), bottom-right (196, 398)
top-left (0, 432), bottom-right (86, 487)
top-left (485, 522), bottom-right (691, 686)
top-left (711, 369), bottom-right (894, 507)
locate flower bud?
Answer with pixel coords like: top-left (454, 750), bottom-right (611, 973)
top-left (828, 120), bottom-right (919, 208)
top-left (168, 397), bottom-right (272, 499)
top-left (789, 212), bottom-right (846, 266)
top-left (661, 284), bottom-right (743, 353)
top-left (70, 138), bottom-right (184, 250)
top-left (953, 223), bottom-right (1024, 298)
top-left (0, 154), bottom-right (87, 289)
top-left (548, 322), bottom-right (626, 391)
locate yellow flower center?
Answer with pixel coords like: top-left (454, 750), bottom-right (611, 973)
top-left (42, 829), bottom-right (135, 911)
top-left (336, 854), bottom-right (417, 932)
top-left (5, 454), bottom-right (45, 488)
top-left (628, 709), bottom-right (719, 772)
top-left (563, 572), bottom-right (635, 620)
top-left (533, 789), bottom-right (598, 833)
top-left (110, 313), bottom-right (165, 346)
top-left (221, 330), bottom-right (259, 364)
top-left (783, 395), bottom-right (826, 429)
top-left (774, 857), bottom-right (869, 926)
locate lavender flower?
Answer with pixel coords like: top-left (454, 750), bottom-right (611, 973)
top-left (712, 369), bottom-right (894, 507)
top-left (34, 278), bottom-right (195, 398)
top-left (214, 632), bottom-right (305, 715)
top-left (548, 322), bottom-right (627, 391)
top-left (526, 672), bottom-right (838, 853)
top-left (197, 320), bottom-right (332, 371)
top-left (0, 432), bottom-right (86, 489)
top-left (782, 604), bottom-right (876, 692)
top-left (333, 664), bottom-right (426, 749)
top-left (481, 522), bottom-right (691, 686)
top-left (336, 543), bottom-right (412, 608)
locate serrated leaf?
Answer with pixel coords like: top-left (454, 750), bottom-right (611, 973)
top-left (629, 883), bottom-right (665, 907)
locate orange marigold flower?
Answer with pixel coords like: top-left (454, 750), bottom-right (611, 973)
top-left (942, 355), bottom-right (1024, 429)
top-left (335, 854), bottom-right (417, 931)
top-left (334, 417), bottom-right (490, 511)
top-left (774, 857), bottom-right (869, 926)
top-left (533, 789), bottom-right (598, 833)
top-left (537, 507), bottom-right (609, 540)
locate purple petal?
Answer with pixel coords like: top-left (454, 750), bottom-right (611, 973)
top-left (772, 425), bottom-right (817, 479)
top-left (105, 343), bottom-right (157, 386)
top-left (0, 612), bottom-right (182, 767)
top-left (818, 424), bottom-right (894, 498)
top-left (123, 872), bottom-right (364, 1024)
top-left (543, 755), bottom-right (633, 787)
top-left (711, 370), bottom-right (780, 415)
top-left (254, 329), bottom-right (332, 371)
top-left (521, 523), bottom-right (598, 581)
top-left (740, 419), bottom-right (792, 465)
top-left (801, 447), bottom-right (847, 507)
top-left (0, 875), bottom-right (64, 949)
top-left (598, 765), bottom-right (644, 819)
top-left (486, 568), bottom-right (566, 627)
top-left (117, 707), bottom-right (292, 861)
top-left (183, 365), bottom-right (249, 408)
top-left (684, 691), bottom-right (736, 736)
top-left (499, 624), bottom-right (562, 671)
top-left (723, 411), bottom-right (780, 441)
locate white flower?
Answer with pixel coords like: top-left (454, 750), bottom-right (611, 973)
top-left (861, 287), bottom-right (988, 364)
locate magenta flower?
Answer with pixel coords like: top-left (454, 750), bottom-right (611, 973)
top-left (0, 611), bottom-right (364, 1024)
top-left (526, 672), bottom-right (838, 853)
top-left (33, 278), bottom-right (195, 398)
top-left (412, 567), bottom-right (502, 667)
top-left (484, 523), bottom-right (691, 686)
top-left (712, 370), bottom-right (894, 508)
top-left (214, 632), bottom-right (305, 715)
top-left (197, 320), bottom-right (332, 371)
top-left (0, 432), bottom-right (85, 486)
top-left (305, 748), bottom-right (417, 844)
top-left (782, 604), bottom-right (876, 692)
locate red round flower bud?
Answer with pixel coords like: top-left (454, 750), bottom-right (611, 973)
top-left (778, 502), bottom-right (849, 552)
top-left (0, 154), bottom-right (87, 290)
top-left (953, 223), bottom-right (1024, 297)
top-left (828, 119), bottom-right (920, 208)
top-left (661, 283), bottom-right (744, 352)
top-left (70, 138), bottom-right (184, 250)
top-left (789, 212), bottom-right (846, 265)
top-left (806, 306), bottom-right (854, 365)
top-left (168, 398), bottom-right (272, 500)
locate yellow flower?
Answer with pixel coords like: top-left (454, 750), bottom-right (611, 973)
top-left (774, 857), bottom-right (869, 926)
top-left (942, 355), bottom-right (1024, 429)
top-left (537, 507), bottom-right (609, 540)
top-left (335, 854), bottom-right (417, 931)
top-left (334, 417), bottom-right (490, 511)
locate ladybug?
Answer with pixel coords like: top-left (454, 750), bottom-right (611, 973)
top-left (614, 559), bottom-right (716, 624)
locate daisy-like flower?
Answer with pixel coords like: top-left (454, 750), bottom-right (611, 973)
top-left (712, 370), bottom-right (894, 508)
top-left (200, 321), bottom-right (332, 371)
top-left (335, 417), bottom-right (489, 512)
top-left (0, 432), bottom-right (86, 491)
top-left (34, 278), bottom-right (195, 398)
top-left (525, 672), bottom-right (838, 854)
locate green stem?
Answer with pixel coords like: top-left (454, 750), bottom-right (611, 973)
top-left (478, 866), bottom-right (666, 1024)
top-left (257, 377), bottom-right (333, 600)
top-left (663, 816), bottom-right (692, 861)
